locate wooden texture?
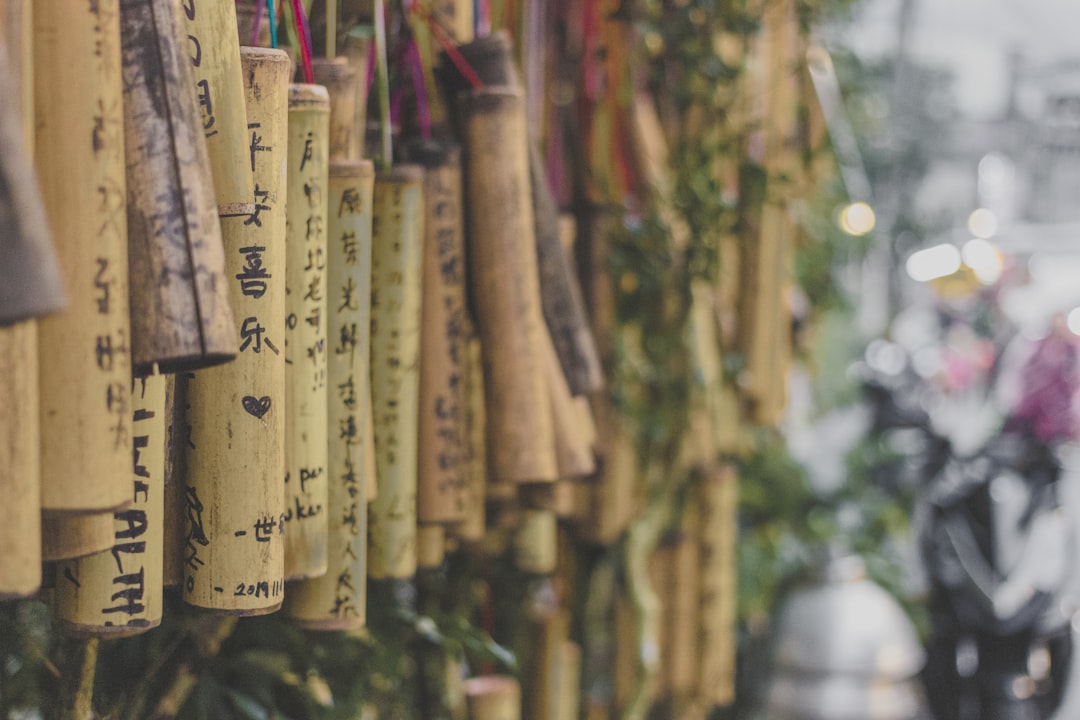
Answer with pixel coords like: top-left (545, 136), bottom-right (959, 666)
top-left (41, 513), bottom-right (116, 562)
top-left (283, 84), bottom-right (331, 580)
top-left (120, 0), bottom-right (238, 374)
top-left (162, 373), bottom-right (186, 587)
top-left (453, 334), bottom-right (487, 543)
top-left (55, 373), bottom-right (167, 637)
top-left (465, 676), bottom-right (521, 720)
top-left (35, 0), bottom-right (133, 513)
top-left (183, 47), bottom-right (290, 614)
top-left (313, 58), bottom-right (361, 162)
top-left (697, 466), bottom-right (737, 707)
top-left (285, 159), bottom-right (374, 629)
top-left (179, 0), bottom-right (253, 208)
top-left (367, 166), bottom-right (425, 580)
top-left (459, 88), bottom-right (556, 485)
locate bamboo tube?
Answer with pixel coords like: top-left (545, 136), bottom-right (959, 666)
top-left (34, 0), bottom-right (132, 513)
top-left (162, 373), bottom-right (186, 588)
top-left (453, 334), bottom-right (487, 543)
top-left (405, 140), bottom-right (468, 525)
top-left (120, 0), bottom-right (238, 374)
top-left (649, 540), bottom-right (675, 700)
top-left (556, 641), bottom-right (583, 720)
top-left (365, 384), bottom-right (378, 502)
top-left (341, 33), bottom-right (371, 163)
top-left (367, 166), bottom-right (425, 581)
top-left (282, 83), bottom-right (331, 581)
top-left (697, 466), bottom-right (737, 707)
top-left (417, 524), bottom-right (447, 571)
top-left (668, 512), bottom-right (701, 696)
top-left (515, 509), bottom-right (557, 575)
top-left (458, 87), bottom-right (556, 485)
top-left (0, 322), bottom-right (40, 598)
top-left (541, 327), bottom-right (596, 479)
top-left (55, 373), bottom-right (167, 637)
top-left (581, 397), bottom-right (639, 545)
top-left (284, 159), bottom-right (374, 629)
top-left (313, 58), bottom-right (361, 162)
top-left (524, 603), bottom-right (568, 720)
top-left (179, 0), bottom-right (253, 208)
top-left (42, 513), bottom-right (116, 563)
top-left (431, 0), bottom-right (474, 43)
top-left (235, 3), bottom-right (270, 47)
top-left (465, 676), bottom-right (521, 720)
top-left (183, 47), bottom-right (290, 614)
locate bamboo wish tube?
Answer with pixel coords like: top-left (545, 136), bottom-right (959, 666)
top-left (120, 0), bottom-right (237, 374)
top-left (283, 84), bottom-right (331, 581)
top-left (465, 676), bottom-right (521, 720)
top-left (179, 0), bottom-right (253, 208)
top-left (55, 373), bottom-right (167, 637)
top-left (367, 166), bottom-right (425, 581)
top-left (285, 159), bottom-right (375, 629)
top-left (41, 512), bottom-right (116, 562)
top-left (459, 87), bottom-right (556, 485)
top-left (183, 47), bottom-right (290, 614)
top-left (35, 0), bottom-right (133, 513)
top-left (313, 58), bottom-right (361, 162)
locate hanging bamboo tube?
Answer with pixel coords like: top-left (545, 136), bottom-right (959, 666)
top-left (453, 333), bottom-right (487, 543)
top-left (541, 327), bottom-right (596, 479)
top-left (405, 140), bottom-right (468, 525)
top-left (515, 509), bottom-right (557, 576)
top-left (458, 87), bottom-right (556, 485)
top-left (55, 373), bottom-right (167, 637)
top-left (367, 166), bottom-right (425, 581)
top-left (41, 513), bottom-right (116, 563)
top-left (120, 0), bottom-right (238, 374)
top-left (162, 373), bottom-right (186, 588)
top-left (417, 524), bottom-right (447, 571)
top-left (285, 158), bottom-right (374, 629)
top-left (183, 47), bottom-right (290, 614)
top-left (556, 641), bottom-right (583, 720)
top-left (697, 465), bottom-right (738, 707)
top-left (667, 508), bottom-right (702, 698)
top-left (34, 0), bottom-right (132, 514)
top-left (313, 58), bottom-right (361, 162)
top-left (365, 384), bottom-right (378, 502)
top-left (283, 84), bottom-right (331, 580)
top-left (465, 676), bottom-right (521, 720)
top-left (179, 0), bottom-right (253, 208)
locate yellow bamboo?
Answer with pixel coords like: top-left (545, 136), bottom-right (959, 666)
top-left (465, 676), bottom-right (521, 720)
top-left (341, 33), bottom-right (371, 163)
top-left (697, 465), bottom-right (738, 707)
top-left (417, 524), bottom-right (447, 571)
top-left (41, 513), bottom-right (116, 563)
top-left (668, 508), bottom-right (701, 697)
top-left (432, 0), bottom-right (474, 43)
top-left (541, 327), bottom-right (596, 479)
top-left (556, 641), bottom-right (583, 720)
top-left (367, 166), bottom-right (425, 580)
top-left (55, 373), bottom-right (167, 637)
top-left (35, 0), bottom-right (132, 513)
top-left (162, 374), bottom-right (185, 588)
top-left (285, 159), bottom-right (375, 629)
top-left (514, 509), bottom-right (557, 575)
top-left (313, 57), bottom-right (361, 162)
top-left (183, 47), bottom-right (290, 614)
top-left (453, 334), bottom-right (487, 543)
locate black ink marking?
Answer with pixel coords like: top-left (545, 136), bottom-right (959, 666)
top-left (242, 395), bottom-right (272, 419)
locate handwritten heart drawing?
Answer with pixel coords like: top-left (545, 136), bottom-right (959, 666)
top-left (242, 395), bottom-right (272, 419)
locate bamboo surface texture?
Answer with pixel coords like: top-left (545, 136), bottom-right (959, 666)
top-left (35, 0), bottom-right (133, 513)
top-left (179, 0), bottom-right (253, 208)
top-left (367, 166), bottom-right (425, 580)
top-left (55, 373), bottom-right (167, 637)
top-left (283, 83), bottom-right (331, 580)
top-left (313, 58), bottom-right (361, 162)
top-left (453, 334), bottom-right (487, 543)
top-left (41, 512), bottom-right (116, 563)
top-left (183, 47), bottom-right (290, 614)
top-left (697, 466), bottom-right (737, 706)
top-left (465, 676), bottom-right (521, 720)
top-left (515, 509), bottom-right (557, 575)
top-left (285, 159), bottom-right (374, 629)
top-left (162, 374), bottom-right (185, 587)
top-left (120, 0), bottom-right (238, 374)
top-left (541, 326), bottom-right (596, 479)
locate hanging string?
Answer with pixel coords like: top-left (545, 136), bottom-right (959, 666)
top-left (409, 2), bottom-right (483, 90)
top-left (268, 0), bottom-right (279, 48)
top-left (251, 0), bottom-right (265, 45)
top-left (289, 0), bottom-right (315, 83)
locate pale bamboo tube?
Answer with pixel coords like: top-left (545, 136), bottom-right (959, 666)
top-left (409, 141), bottom-right (468, 525)
top-left (41, 513), bottom-right (116, 562)
top-left (283, 84), bottom-right (331, 580)
top-left (55, 373), bottom-right (167, 637)
top-left (35, 0), bottom-right (132, 513)
top-left (183, 47), bottom-right (290, 614)
top-left (367, 166), bottom-right (425, 581)
top-left (313, 58), bottom-right (361, 162)
top-left (417, 524), bottom-right (446, 571)
top-left (453, 334), bottom-right (487, 543)
top-left (556, 641), bottom-right (583, 720)
top-left (162, 373), bottom-right (186, 588)
top-left (431, 0), bottom-right (474, 43)
top-left (515, 509), bottom-right (557, 576)
top-left (697, 466), bottom-right (738, 707)
top-left (524, 605), bottom-right (568, 720)
top-left (120, 0), bottom-right (237, 374)
top-left (0, 322), bottom-right (40, 598)
top-left (465, 676), bottom-right (521, 720)
top-left (341, 33), bottom-right (371, 163)
top-left (668, 511), bottom-right (701, 696)
top-left (540, 327), bottom-right (595, 479)
top-left (365, 383), bottom-right (378, 502)
top-left (179, 0), bottom-right (253, 208)
top-left (285, 159), bottom-right (374, 629)
top-left (459, 88), bottom-right (556, 485)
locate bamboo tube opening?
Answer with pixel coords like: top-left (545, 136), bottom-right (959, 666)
top-left (464, 675), bottom-right (521, 720)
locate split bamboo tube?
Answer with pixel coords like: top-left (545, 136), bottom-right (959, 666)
top-left (162, 373), bottom-right (186, 588)
top-left (34, 0), bottom-right (133, 513)
top-left (55, 373), bottom-right (167, 637)
top-left (367, 166), bottom-right (424, 581)
top-left (453, 334), bottom-right (487, 543)
top-left (409, 141), bottom-right (468, 525)
top-left (120, 0), bottom-right (237, 374)
top-left (283, 84), bottom-right (331, 581)
top-left (697, 466), bottom-right (738, 707)
top-left (458, 88), bottom-right (556, 485)
top-left (0, 323), bottom-right (40, 598)
top-left (465, 676), bottom-right (521, 720)
top-left (285, 159), bottom-right (374, 629)
top-left (179, 0), bottom-right (253, 208)
top-left (313, 58), bottom-right (361, 162)
top-left (41, 513), bottom-right (116, 562)
top-left (183, 47), bottom-right (290, 614)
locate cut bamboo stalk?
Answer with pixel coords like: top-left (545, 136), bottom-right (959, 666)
top-left (183, 47), bottom-right (290, 615)
top-left (540, 326), bottom-right (596, 479)
top-left (515, 509), bottom-right (557, 576)
top-left (35, 0), bottom-right (133, 513)
top-left (120, 0), bottom-right (238, 374)
top-left (313, 58), bottom-right (361, 162)
top-left (407, 140), bottom-right (468, 525)
top-left (0, 322), bottom-right (40, 598)
top-left (367, 166), bottom-right (425, 581)
top-left (55, 373), bottom-right (167, 637)
top-left (283, 83), bottom-right (331, 581)
top-left (179, 0), bottom-right (254, 208)
top-left (458, 87), bottom-right (556, 485)
top-left (453, 334), bottom-right (487, 543)
top-left (697, 465), bottom-right (738, 707)
top-left (465, 675), bottom-right (521, 720)
top-left (285, 159), bottom-right (374, 629)
top-left (162, 373), bottom-right (186, 588)
top-left (417, 524), bottom-right (447, 571)
top-left (41, 513), bottom-right (116, 563)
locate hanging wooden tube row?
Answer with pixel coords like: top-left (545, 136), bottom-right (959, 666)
top-left (183, 47), bottom-right (290, 615)
top-left (34, 0), bottom-right (133, 515)
top-left (286, 158), bottom-right (375, 629)
top-left (55, 373), bottom-right (167, 637)
top-left (283, 84), bottom-right (331, 580)
top-left (120, 0), bottom-right (237, 374)
top-left (367, 166), bottom-right (425, 582)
